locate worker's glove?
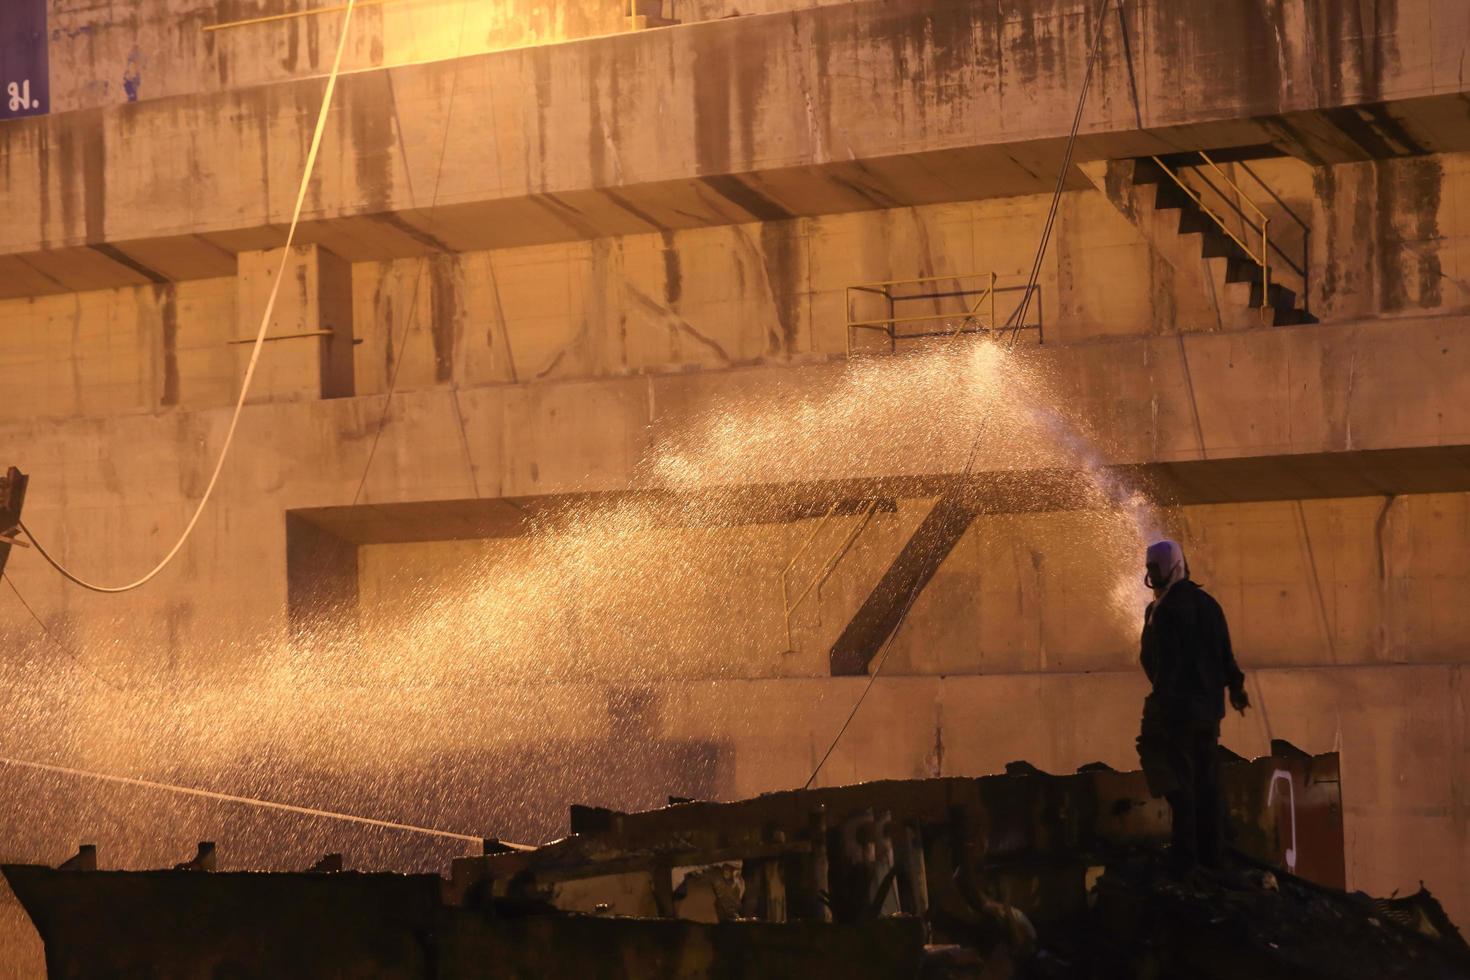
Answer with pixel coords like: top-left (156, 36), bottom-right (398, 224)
top-left (1229, 686), bottom-right (1250, 715)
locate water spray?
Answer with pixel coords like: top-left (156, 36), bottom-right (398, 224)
top-left (805, 0), bottom-right (1118, 789)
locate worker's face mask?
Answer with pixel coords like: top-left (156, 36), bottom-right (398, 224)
top-left (1144, 540), bottom-right (1186, 596)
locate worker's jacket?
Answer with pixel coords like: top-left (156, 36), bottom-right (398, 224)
top-left (1139, 579), bottom-right (1244, 725)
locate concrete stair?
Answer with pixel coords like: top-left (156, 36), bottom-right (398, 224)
top-left (1131, 155), bottom-right (1316, 327)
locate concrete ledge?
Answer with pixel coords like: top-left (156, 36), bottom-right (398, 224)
top-left (7, 314), bottom-right (1470, 525)
top-left (2, 0), bottom-right (1467, 297)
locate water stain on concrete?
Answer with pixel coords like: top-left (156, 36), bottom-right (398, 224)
top-left (348, 75), bottom-right (395, 213)
top-left (1376, 156), bottom-right (1443, 313)
top-left (282, 18), bottom-right (300, 73)
top-left (529, 47), bottom-right (553, 194)
top-left (82, 118), bottom-right (105, 244)
top-left (602, 188), bottom-right (663, 231)
top-left (306, 11), bottom-right (321, 70)
top-left (429, 254), bottom-right (462, 383)
top-left (759, 221), bottom-right (801, 355)
top-left (660, 231), bottom-right (683, 306)
top-left (691, 34), bottom-right (733, 177)
top-left (156, 284), bottom-right (179, 407)
top-left (699, 175), bottom-right (791, 222)
top-left (587, 44), bottom-right (622, 188)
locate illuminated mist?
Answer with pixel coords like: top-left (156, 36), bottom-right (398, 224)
top-left (0, 338), bottom-right (1159, 883)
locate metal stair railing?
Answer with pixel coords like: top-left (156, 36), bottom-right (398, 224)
top-left (1233, 157), bottom-right (1312, 315)
top-left (1151, 152), bottom-right (1273, 312)
top-left (779, 499), bottom-right (881, 653)
top-left (845, 272), bottom-right (1042, 356)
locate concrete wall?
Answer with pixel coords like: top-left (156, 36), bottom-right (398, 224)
top-left (4, 301), bottom-right (1470, 924)
top-left (2, 149), bottom-right (1466, 423)
top-left (6, 0), bottom-right (1469, 299)
top-left (4, 1), bottom-right (1470, 970)
top-left (352, 491), bottom-right (1470, 679)
top-left (8, 308), bottom-right (1470, 654)
top-left (42, 0), bottom-right (861, 114)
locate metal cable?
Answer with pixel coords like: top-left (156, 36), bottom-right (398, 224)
top-left (1, 1), bottom-right (490, 850)
top-left (20, 0), bottom-right (362, 593)
top-left (2, 572), bottom-right (125, 692)
top-left (1007, 0), bottom-right (1111, 344)
top-left (2, 569), bottom-right (484, 845)
top-left (0, 755), bottom-right (482, 844)
top-left (805, 0), bottom-right (1115, 789)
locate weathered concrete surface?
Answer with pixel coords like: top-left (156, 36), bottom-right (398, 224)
top-left (42, 0), bottom-right (860, 114)
top-left (4, 312), bottom-right (1470, 675)
top-left (4, 0), bottom-right (1469, 296)
top-left (3, 3), bottom-right (1470, 971)
top-left (42, 0), bottom-right (628, 115)
top-left (3, 148), bottom-right (1465, 420)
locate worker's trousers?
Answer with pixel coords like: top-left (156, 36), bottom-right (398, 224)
top-left (1137, 698), bottom-right (1225, 870)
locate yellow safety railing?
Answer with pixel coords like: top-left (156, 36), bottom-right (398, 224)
top-left (780, 500), bottom-right (880, 652)
top-left (845, 272), bottom-right (1042, 356)
top-left (1151, 152), bottom-right (1271, 312)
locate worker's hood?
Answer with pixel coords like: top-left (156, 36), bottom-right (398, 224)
top-left (1145, 539), bottom-right (1187, 599)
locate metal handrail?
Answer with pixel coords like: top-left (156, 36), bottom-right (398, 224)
top-left (1235, 158), bottom-right (1312, 314)
top-left (845, 272), bottom-right (1042, 355)
top-left (1151, 154), bottom-right (1270, 311)
top-left (1191, 165), bottom-right (1309, 282)
top-left (1200, 150), bottom-right (1278, 308)
top-left (1198, 150), bottom-right (1269, 224)
top-left (781, 500), bottom-right (879, 652)
top-left (849, 311), bottom-right (988, 330)
top-left (948, 275), bottom-right (995, 339)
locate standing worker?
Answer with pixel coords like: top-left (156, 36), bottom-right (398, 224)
top-left (1135, 539), bottom-right (1249, 873)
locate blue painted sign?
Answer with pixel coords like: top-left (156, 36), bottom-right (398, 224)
top-left (1, 0), bottom-right (49, 120)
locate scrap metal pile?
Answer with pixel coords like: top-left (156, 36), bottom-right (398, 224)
top-left (7, 743), bottom-right (1467, 978)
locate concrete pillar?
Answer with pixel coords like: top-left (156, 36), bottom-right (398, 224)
top-left (235, 245), bottom-right (355, 402)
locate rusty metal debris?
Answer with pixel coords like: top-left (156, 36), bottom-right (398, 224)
top-left (5, 745), bottom-right (1466, 978)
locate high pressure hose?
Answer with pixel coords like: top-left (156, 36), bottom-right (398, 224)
top-left (19, 0), bottom-right (360, 593)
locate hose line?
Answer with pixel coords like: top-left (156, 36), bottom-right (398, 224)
top-left (20, 0), bottom-right (360, 593)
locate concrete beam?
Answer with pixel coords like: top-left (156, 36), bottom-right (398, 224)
top-left (2, 0), bottom-right (1467, 297)
top-left (7, 314), bottom-right (1470, 531)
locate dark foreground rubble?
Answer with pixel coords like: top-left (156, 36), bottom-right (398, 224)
top-left (966, 850), bottom-right (1470, 980)
top-left (5, 745), bottom-right (1467, 978)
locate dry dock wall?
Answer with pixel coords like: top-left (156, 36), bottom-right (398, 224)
top-left (3, 1), bottom-right (1470, 972)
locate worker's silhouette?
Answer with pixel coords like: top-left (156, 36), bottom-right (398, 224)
top-left (1135, 540), bottom-right (1248, 872)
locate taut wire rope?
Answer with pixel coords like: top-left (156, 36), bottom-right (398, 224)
top-left (346, 0), bottom-right (474, 512)
top-left (0, 755), bottom-right (481, 844)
